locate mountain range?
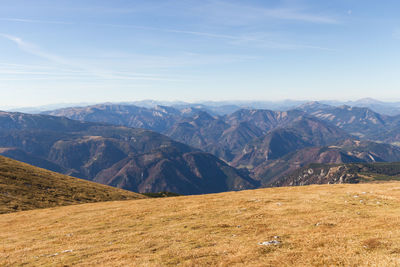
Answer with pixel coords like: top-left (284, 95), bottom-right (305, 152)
top-left (43, 103), bottom-right (400, 175)
top-left (10, 97), bottom-right (400, 115)
top-left (2, 99), bottom-right (400, 194)
top-left (0, 111), bottom-right (257, 195)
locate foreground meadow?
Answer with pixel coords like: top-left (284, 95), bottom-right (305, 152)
top-left (2, 182), bottom-right (400, 266)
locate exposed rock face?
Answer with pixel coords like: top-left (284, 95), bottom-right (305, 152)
top-left (251, 139), bottom-right (400, 186)
top-left (274, 162), bottom-right (400, 187)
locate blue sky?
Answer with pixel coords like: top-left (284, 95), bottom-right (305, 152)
top-left (0, 0), bottom-right (399, 107)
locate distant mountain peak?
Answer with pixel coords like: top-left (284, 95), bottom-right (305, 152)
top-left (297, 101), bottom-right (332, 112)
top-left (193, 111), bottom-right (215, 121)
top-left (354, 98), bottom-right (383, 105)
top-left (338, 104), bottom-right (351, 109)
top-left (300, 101), bottom-right (322, 106)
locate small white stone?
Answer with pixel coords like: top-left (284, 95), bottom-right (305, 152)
top-left (258, 240), bottom-right (280, 246)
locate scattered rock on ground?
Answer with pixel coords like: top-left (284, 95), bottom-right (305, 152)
top-left (258, 240), bottom-right (281, 246)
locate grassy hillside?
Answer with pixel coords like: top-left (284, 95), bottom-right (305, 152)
top-left (1, 182), bottom-right (400, 266)
top-left (0, 155), bottom-right (145, 214)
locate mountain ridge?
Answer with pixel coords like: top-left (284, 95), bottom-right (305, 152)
top-left (0, 111), bottom-right (257, 195)
top-left (34, 103), bottom-right (400, 188)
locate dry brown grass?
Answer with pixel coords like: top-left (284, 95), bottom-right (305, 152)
top-left (2, 182), bottom-right (400, 266)
top-left (0, 155), bottom-right (145, 214)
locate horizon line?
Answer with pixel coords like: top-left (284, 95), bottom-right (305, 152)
top-left (3, 97), bottom-right (400, 109)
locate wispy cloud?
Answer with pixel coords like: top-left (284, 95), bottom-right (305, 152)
top-left (0, 18), bottom-right (72, 25)
top-left (0, 34), bottom-right (189, 82)
top-left (260, 7), bottom-right (337, 24)
top-left (0, 33), bottom-right (71, 65)
top-left (96, 23), bottom-right (256, 41)
top-left (96, 23), bottom-right (334, 51)
top-left (0, 33), bottom-right (256, 84)
top-left (194, 0), bottom-right (338, 25)
top-left (82, 1), bottom-right (338, 25)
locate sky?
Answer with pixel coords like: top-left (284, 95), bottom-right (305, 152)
top-left (0, 0), bottom-right (400, 107)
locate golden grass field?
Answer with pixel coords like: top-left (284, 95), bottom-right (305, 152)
top-left (2, 182), bottom-right (400, 266)
top-left (0, 156), bottom-right (145, 214)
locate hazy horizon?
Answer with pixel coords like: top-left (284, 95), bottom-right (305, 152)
top-left (4, 97), bottom-right (400, 111)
